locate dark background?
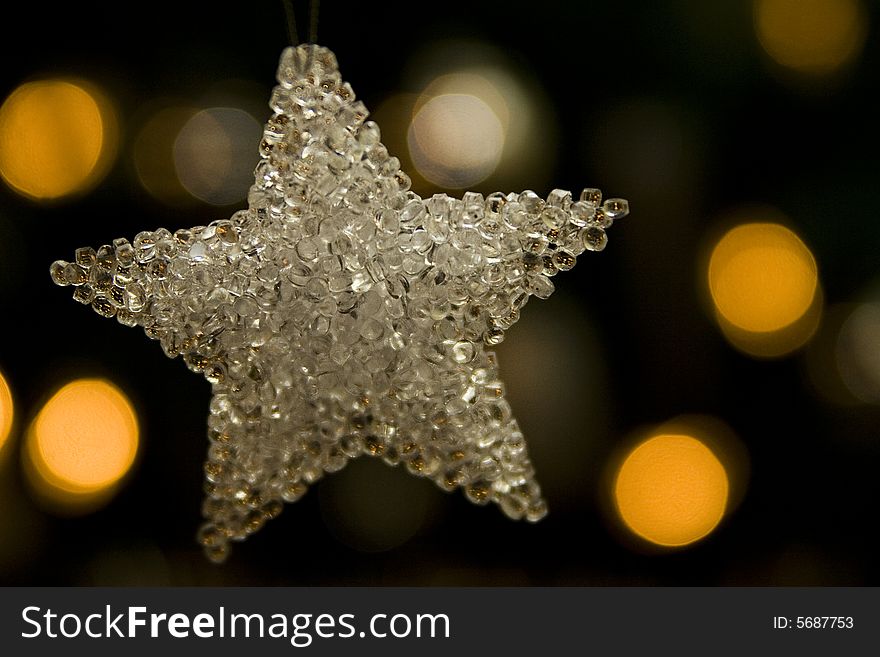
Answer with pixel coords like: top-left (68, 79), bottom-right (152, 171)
top-left (0, 0), bottom-right (878, 585)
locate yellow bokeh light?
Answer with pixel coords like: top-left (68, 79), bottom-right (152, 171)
top-left (0, 369), bottom-right (13, 453)
top-left (614, 434), bottom-right (729, 547)
top-left (0, 79), bottom-right (117, 200)
top-left (715, 285), bottom-right (823, 359)
top-left (26, 379), bottom-right (138, 506)
top-left (709, 222), bottom-right (818, 333)
top-left (754, 0), bottom-right (867, 76)
top-left (408, 93), bottom-right (504, 189)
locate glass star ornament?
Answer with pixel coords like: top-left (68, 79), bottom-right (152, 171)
top-left (50, 45), bottom-right (628, 562)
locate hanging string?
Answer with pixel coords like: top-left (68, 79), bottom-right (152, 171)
top-left (282, 0), bottom-right (300, 46)
top-left (309, 0), bottom-right (320, 44)
top-left (281, 0), bottom-right (320, 46)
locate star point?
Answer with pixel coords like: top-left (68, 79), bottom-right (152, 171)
top-left (51, 44), bottom-right (628, 562)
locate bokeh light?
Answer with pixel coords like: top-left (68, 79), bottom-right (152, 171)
top-left (173, 107), bottom-right (261, 205)
top-left (0, 79), bottom-right (117, 200)
top-left (0, 369), bottom-right (13, 454)
top-left (803, 303), bottom-right (860, 406)
top-left (714, 289), bottom-right (823, 359)
top-left (25, 379), bottom-right (138, 510)
top-left (836, 303), bottom-right (880, 404)
top-left (422, 73), bottom-right (511, 132)
top-left (400, 40), bottom-right (555, 193)
top-left (709, 222), bottom-right (817, 332)
top-left (133, 105), bottom-right (199, 206)
top-left (754, 0), bottom-right (868, 77)
top-left (613, 433), bottom-right (729, 548)
top-left (408, 92), bottom-right (504, 189)
top-left (706, 217), bottom-right (821, 357)
top-left (319, 458), bottom-right (436, 553)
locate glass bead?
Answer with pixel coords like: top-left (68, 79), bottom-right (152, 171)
top-left (553, 250), bottom-right (576, 271)
top-left (451, 340), bottom-right (476, 364)
top-left (546, 188), bottom-right (571, 209)
top-left (92, 296), bottom-right (116, 317)
top-left (570, 200), bottom-right (595, 227)
top-left (75, 246), bottom-right (96, 268)
top-left (541, 206), bottom-right (567, 230)
top-left (63, 263), bottom-right (88, 285)
top-left (583, 226), bottom-right (608, 252)
top-left (115, 242), bottom-right (135, 267)
top-left (96, 245), bottom-right (115, 269)
top-left (72, 283), bottom-right (95, 304)
top-left (527, 274), bottom-right (555, 299)
top-left (519, 190), bottom-right (542, 213)
top-left (50, 260), bottom-right (68, 286)
top-left (603, 197), bottom-right (630, 221)
top-left (580, 188), bottom-right (602, 205)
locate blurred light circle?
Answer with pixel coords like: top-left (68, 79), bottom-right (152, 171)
top-left (26, 379), bottom-right (138, 504)
top-left (408, 93), bottom-right (504, 189)
top-left (319, 458), bottom-right (433, 553)
top-left (754, 0), bottom-right (867, 76)
top-left (134, 106), bottom-right (198, 206)
top-left (0, 79), bottom-right (117, 200)
top-left (708, 222), bottom-right (818, 333)
top-left (421, 73), bottom-right (511, 132)
top-left (836, 303), bottom-right (880, 404)
top-left (614, 434), bottom-right (729, 547)
top-left (803, 303), bottom-right (862, 406)
top-left (712, 284), bottom-right (824, 359)
top-left (399, 41), bottom-right (555, 192)
top-left (0, 369), bottom-right (12, 452)
top-left (173, 107), bottom-right (261, 205)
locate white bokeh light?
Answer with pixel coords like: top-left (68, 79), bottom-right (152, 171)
top-left (401, 41), bottom-right (555, 192)
top-left (173, 107), bottom-right (261, 206)
top-left (836, 303), bottom-right (880, 403)
top-left (408, 93), bottom-right (504, 189)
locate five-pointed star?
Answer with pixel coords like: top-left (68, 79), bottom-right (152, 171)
top-left (51, 45), bottom-right (627, 561)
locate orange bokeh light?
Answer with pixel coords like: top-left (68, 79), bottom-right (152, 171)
top-left (706, 218), bottom-right (822, 357)
top-left (26, 379), bottom-right (138, 505)
top-left (614, 434), bottom-right (729, 547)
top-left (0, 79), bottom-right (117, 200)
top-left (709, 222), bottom-right (817, 333)
top-left (0, 369), bottom-right (13, 453)
top-left (754, 0), bottom-right (867, 76)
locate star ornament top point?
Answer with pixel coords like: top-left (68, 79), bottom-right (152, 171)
top-left (50, 45), bottom-right (628, 562)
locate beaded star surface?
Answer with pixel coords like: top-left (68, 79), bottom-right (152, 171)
top-left (50, 45), bottom-right (628, 562)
